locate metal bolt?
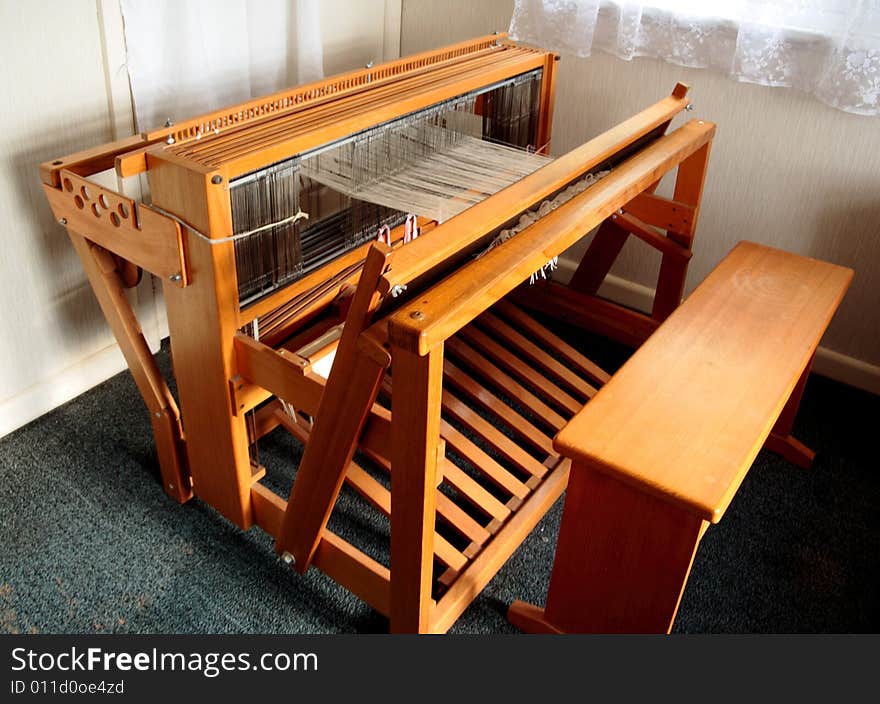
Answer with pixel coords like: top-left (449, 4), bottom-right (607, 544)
top-left (166, 135), bottom-right (175, 145)
top-left (58, 218), bottom-right (67, 225)
top-left (611, 214), bottom-right (617, 220)
top-left (390, 284), bottom-right (407, 298)
top-left (409, 310), bottom-right (425, 320)
top-left (154, 412), bottom-right (161, 418)
top-left (169, 273), bottom-right (182, 283)
top-left (211, 175), bottom-right (223, 184)
top-left (164, 118), bottom-right (174, 127)
top-left (168, 484), bottom-right (174, 490)
top-left (686, 103), bottom-right (694, 111)
top-left (365, 61), bottom-right (373, 69)
top-left (282, 552), bottom-right (295, 565)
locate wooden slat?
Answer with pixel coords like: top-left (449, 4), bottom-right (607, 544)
top-left (511, 282), bottom-right (660, 348)
top-left (458, 326), bottom-right (582, 416)
top-left (443, 360), bottom-right (554, 457)
top-left (367, 448), bottom-right (493, 547)
top-left (283, 401), bottom-right (492, 548)
top-left (441, 391), bottom-right (548, 479)
top-left (445, 337), bottom-right (567, 432)
top-left (478, 312), bottom-right (598, 400)
top-left (313, 531), bottom-right (392, 618)
top-left (343, 462), bottom-right (468, 572)
top-left (439, 457), bottom-right (513, 522)
top-left (251, 482), bottom-right (287, 539)
top-left (439, 419), bottom-right (530, 500)
top-left (554, 242), bottom-right (854, 523)
top-left (534, 51), bottom-right (558, 153)
top-left (251, 481), bottom-right (393, 617)
top-left (493, 300), bottom-right (611, 386)
top-left (615, 212), bottom-right (692, 261)
top-left (380, 377), bottom-right (529, 513)
top-left (624, 192), bottom-right (694, 236)
top-left (430, 460), bottom-right (570, 634)
top-left (233, 333), bottom-right (325, 416)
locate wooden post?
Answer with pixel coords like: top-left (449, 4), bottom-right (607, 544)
top-left (535, 52), bottom-right (558, 154)
top-left (149, 159), bottom-right (255, 528)
top-left (763, 354), bottom-right (816, 468)
top-left (390, 343), bottom-right (444, 633)
top-left (568, 218), bottom-right (629, 295)
top-left (67, 232), bottom-right (191, 504)
top-left (508, 463), bottom-right (705, 633)
top-left (652, 141), bottom-right (711, 320)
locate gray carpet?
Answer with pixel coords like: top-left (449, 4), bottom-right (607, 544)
top-left (1, 330), bottom-right (877, 634)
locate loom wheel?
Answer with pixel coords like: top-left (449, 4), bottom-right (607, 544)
top-left (113, 255), bottom-right (142, 288)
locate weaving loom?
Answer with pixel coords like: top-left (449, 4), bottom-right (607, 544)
top-left (39, 35), bottom-right (715, 633)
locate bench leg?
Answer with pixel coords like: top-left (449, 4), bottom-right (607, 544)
top-left (763, 357), bottom-right (816, 469)
top-left (508, 463), bottom-right (705, 633)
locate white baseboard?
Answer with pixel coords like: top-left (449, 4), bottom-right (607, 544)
top-left (554, 256), bottom-right (880, 395)
top-left (0, 344), bottom-right (129, 438)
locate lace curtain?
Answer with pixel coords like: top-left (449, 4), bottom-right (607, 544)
top-left (121, 0), bottom-right (324, 131)
top-left (509, 1), bottom-right (880, 115)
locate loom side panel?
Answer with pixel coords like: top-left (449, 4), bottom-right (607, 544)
top-left (42, 177), bottom-right (184, 282)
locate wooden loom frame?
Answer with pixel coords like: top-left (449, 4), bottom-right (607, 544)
top-left (40, 35), bottom-right (715, 633)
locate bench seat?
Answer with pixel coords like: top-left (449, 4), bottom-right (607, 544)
top-left (508, 240), bottom-right (853, 633)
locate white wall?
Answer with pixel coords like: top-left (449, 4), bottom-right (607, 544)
top-left (401, 0), bottom-right (880, 393)
top-left (0, 0), bottom-right (401, 437)
top-left (0, 0), bottom-right (162, 438)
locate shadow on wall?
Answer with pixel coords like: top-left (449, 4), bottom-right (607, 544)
top-left (3, 116), bottom-right (136, 399)
top-left (813, 196), bottom-right (880, 365)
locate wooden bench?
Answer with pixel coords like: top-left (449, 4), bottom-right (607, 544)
top-left (508, 241), bottom-right (853, 633)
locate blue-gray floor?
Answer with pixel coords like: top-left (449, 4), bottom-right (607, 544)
top-left (1, 333), bottom-right (877, 634)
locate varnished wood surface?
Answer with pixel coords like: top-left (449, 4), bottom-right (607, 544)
top-left (389, 119), bottom-right (715, 354)
top-left (279, 246), bottom-right (392, 569)
top-left (152, 160), bottom-right (255, 528)
top-left (512, 463), bottom-right (705, 633)
top-left (380, 86), bottom-right (692, 295)
top-left (390, 345), bottom-right (443, 633)
top-left (43, 178), bottom-right (185, 283)
top-left (164, 47), bottom-right (547, 178)
top-left (555, 241), bottom-right (854, 522)
top-left (67, 233), bottom-right (191, 504)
